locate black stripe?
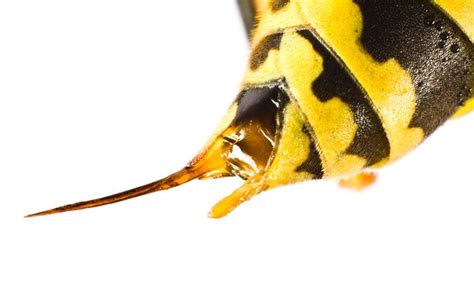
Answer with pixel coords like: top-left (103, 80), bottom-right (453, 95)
top-left (298, 30), bottom-right (391, 167)
top-left (355, 0), bottom-right (474, 136)
top-left (237, 0), bottom-right (257, 39)
top-left (296, 124), bottom-right (324, 179)
top-left (250, 33), bottom-right (284, 70)
top-left (431, 2), bottom-right (473, 46)
top-left (272, 0), bottom-right (290, 11)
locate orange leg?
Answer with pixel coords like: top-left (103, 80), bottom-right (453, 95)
top-left (208, 174), bottom-right (267, 219)
top-left (339, 172), bottom-right (377, 191)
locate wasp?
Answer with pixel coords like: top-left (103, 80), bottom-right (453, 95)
top-left (27, 0), bottom-right (473, 219)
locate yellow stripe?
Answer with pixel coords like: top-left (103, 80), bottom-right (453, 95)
top-left (252, 0), bottom-right (271, 16)
top-left (433, 0), bottom-right (474, 43)
top-left (452, 96), bottom-right (474, 118)
top-left (251, 1), bottom-right (306, 46)
top-left (266, 103), bottom-right (315, 187)
top-left (243, 1), bottom-right (306, 85)
top-left (279, 32), bottom-right (366, 178)
top-left (299, 0), bottom-right (424, 163)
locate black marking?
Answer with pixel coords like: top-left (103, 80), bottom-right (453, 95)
top-left (237, 0), bottom-right (257, 39)
top-left (272, 0), bottom-right (290, 11)
top-left (296, 125), bottom-right (324, 179)
top-left (298, 30), bottom-right (391, 167)
top-left (354, 0), bottom-right (474, 136)
top-left (250, 33), bottom-right (283, 70)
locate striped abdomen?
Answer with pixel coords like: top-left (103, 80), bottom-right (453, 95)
top-left (26, 0), bottom-right (474, 219)
top-left (241, 0), bottom-right (474, 179)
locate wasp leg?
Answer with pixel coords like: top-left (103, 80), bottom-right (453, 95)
top-left (208, 174), bottom-right (268, 219)
top-left (339, 172), bottom-right (377, 191)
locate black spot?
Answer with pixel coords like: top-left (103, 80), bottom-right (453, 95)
top-left (354, 0), bottom-right (474, 136)
top-left (272, 0), bottom-right (290, 11)
top-left (440, 31), bottom-right (449, 41)
top-left (450, 44), bottom-right (460, 53)
top-left (434, 20), bottom-right (444, 31)
top-left (298, 30), bottom-right (391, 167)
top-left (250, 33), bottom-right (283, 70)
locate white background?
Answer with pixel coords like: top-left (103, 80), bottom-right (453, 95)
top-left (1, 1), bottom-right (473, 295)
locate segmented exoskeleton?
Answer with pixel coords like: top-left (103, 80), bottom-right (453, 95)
top-left (28, 0), bottom-right (473, 218)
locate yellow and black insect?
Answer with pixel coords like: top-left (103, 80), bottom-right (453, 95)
top-left (28, 0), bottom-right (473, 219)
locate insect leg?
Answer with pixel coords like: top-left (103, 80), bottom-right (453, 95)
top-left (208, 174), bottom-right (268, 219)
top-left (339, 172), bottom-right (377, 191)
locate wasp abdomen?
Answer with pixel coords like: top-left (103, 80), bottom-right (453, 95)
top-left (27, 0), bottom-right (474, 219)
top-left (355, 0), bottom-right (473, 136)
